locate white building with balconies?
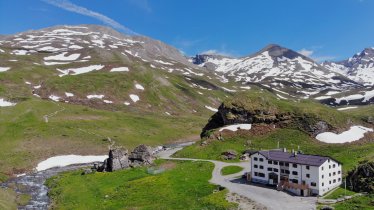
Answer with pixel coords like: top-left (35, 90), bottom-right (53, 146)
top-left (249, 149), bottom-right (342, 196)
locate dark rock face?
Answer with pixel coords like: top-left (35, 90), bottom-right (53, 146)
top-left (129, 144), bottom-right (155, 165)
top-left (347, 161), bottom-right (374, 193)
top-left (200, 104), bottom-right (331, 138)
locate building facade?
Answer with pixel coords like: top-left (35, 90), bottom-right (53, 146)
top-left (249, 149), bottom-right (342, 196)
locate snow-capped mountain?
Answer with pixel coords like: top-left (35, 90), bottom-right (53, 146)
top-left (0, 25), bottom-right (203, 75)
top-left (192, 44), bottom-right (361, 99)
top-left (322, 47), bottom-right (374, 86)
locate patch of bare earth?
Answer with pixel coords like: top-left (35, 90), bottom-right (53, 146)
top-left (226, 193), bottom-right (267, 210)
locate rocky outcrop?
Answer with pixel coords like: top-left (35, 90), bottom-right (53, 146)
top-left (97, 144), bottom-right (155, 172)
top-left (347, 160), bottom-right (374, 193)
top-left (129, 144), bottom-right (155, 166)
top-left (201, 104), bottom-right (332, 138)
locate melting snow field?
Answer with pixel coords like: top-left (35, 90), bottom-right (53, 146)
top-left (58, 65), bottom-right (105, 76)
top-left (205, 105), bottom-right (218, 112)
top-left (44, 52), bottom-right (80, 61)
top-left (135, 84), bottom-right (144, 90)
top-left (110, 67), bottom-right (129, 72)
top-left (219, 124), bottom-right (252, 132)
top-left (36, 155), bottom-right (108, 171)
top-left (87, 94), bottom-right (104, 99)
top-left (0, 67), bottom-right (11, 72)
top-left (129, 94), bottom-right (140, 102)
top-left (316, 126), bottom-right (373, 144)
top-left (0, 98), bottom-right (16, 107)
top-left (337, 106), bottom-right (358, 111)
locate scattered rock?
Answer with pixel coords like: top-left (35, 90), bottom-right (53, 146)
top-left (81, 168), bottom-right (93, 175)
top-left (221, 150), bottom-right (238, 160)
top-left (200, 140), bottom-right (208, 146)
top-left (129, 144), bottom-right (155, 166)
top-left (97, 144), bottom-right (155, 172)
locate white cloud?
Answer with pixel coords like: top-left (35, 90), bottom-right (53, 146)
top-left (200, 49), bottom-right (234, 57)
top-left (298, 48), bottom-right (314, 57)
top-left (128, 0), bottom-right (152, 12)
top-left (298, 48), bottom-right (336, 62)
top-left (42, 0), bottom-right (137, 35)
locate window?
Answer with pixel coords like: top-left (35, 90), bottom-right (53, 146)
top-left (328, 159), bottom-right (330, 163)
top-left (333, 179), bottom-right (336, 183)
top-left (285, 163), bottom-right (289, 167)
top-left (254, 164), bottom-right (258, 168)
top-left (259, 158), bottom-right (264, 162)
top-left (338, 178), bottom-right (341, 182)
top-left (322, 182), bottom-right (324, 186)
top-left (306, 166), bottom-right (310, 170)
top-left (329, 173), bottom-right (331, 177)
top-left (292, 171), bottom-right (298, 175)
top-left (291, 179), bottom-right (298, 184)
top-left (333, 164), bottom-right (336, 168)
top-left (329, 165), bottom-right (331, 169)
top-left (322, 175), bottom-right (324, 179)
top-left (254, 172), bottom-right (258, 176)
top-left (322, 167), bottom-right (324, 171)
top-left (311, 182), bottom-right (317, 187)
top-left (285, 170), bottom-right (290, 174)
top-left (268, 160), bottom-right (273, 164)
top-left (329, 181), bottom-right (331, 184)
top-left (273, 168), bottom-right (279, 172)
top-left (254, 157), bottom-right (258, 161)
top-left (258, 173), bottom-right (265, 177)
top-left (274, 161), bottom-right (278, 165)
top-left (267, 167), bottom-right (272, 171)
top-left (259, 165), bottom-right (264, 169)
top-left (280, 162), bottom-right (284, 166)
top-left (338, 171), bottom-right (341, 174)
top-left (293, 164), bottom-right (297, 168)
top-left (333, 172), bottom-right (336, 176)
top-left (281, 169), bottom-right (285, 173)
top-left (306, 174), bottom-right (310, 178)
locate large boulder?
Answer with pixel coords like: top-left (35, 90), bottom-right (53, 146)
top-left (129, 144), bottom-right (155, 165)
top-left (108, 148), bottom-right (130, 171)
top-left (347, 160), bottom-right (374, 193)
top-left (98, 147), bottom-right (130, 172)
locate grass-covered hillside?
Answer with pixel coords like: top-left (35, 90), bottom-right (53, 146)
top-left (0, 98), bottom-right (208, 179)
top-left (46, 160), bottom-right (237, 210)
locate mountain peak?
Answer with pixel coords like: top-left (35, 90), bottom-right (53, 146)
top-left (256, 44), bottom-right (312, 61)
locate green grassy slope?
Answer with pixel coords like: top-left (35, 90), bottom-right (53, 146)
top-left (0, 98), bottom-right (207, 176)
top-left (175, 129), bottom-right (374, 172)
top-left (46, 160), bottom-right (237, 210)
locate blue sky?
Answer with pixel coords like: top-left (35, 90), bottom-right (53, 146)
top-left (0, 0), bottom-right (373, 61)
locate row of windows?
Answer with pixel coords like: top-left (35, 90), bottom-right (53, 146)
top-left (253, 157), bottom-right (312, 170)
top-left (253, 172), bottom-right (265, 177)
top-left (322, 178), bottom-right (341, 186)
top-left (321, 171), bottom-right (341, 179)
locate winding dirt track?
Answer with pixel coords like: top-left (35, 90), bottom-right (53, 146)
top-left (157, 147), bottom-right (317, 210)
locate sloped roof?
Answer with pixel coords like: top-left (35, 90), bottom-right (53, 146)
top-left (257, 150), bottom-right (334, 167)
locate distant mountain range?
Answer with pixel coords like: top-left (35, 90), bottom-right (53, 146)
top-left (0, 24), bottom-right (373, 108)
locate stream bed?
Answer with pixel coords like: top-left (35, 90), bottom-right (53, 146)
top-left (0, 163), bottom-right (98, 210)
